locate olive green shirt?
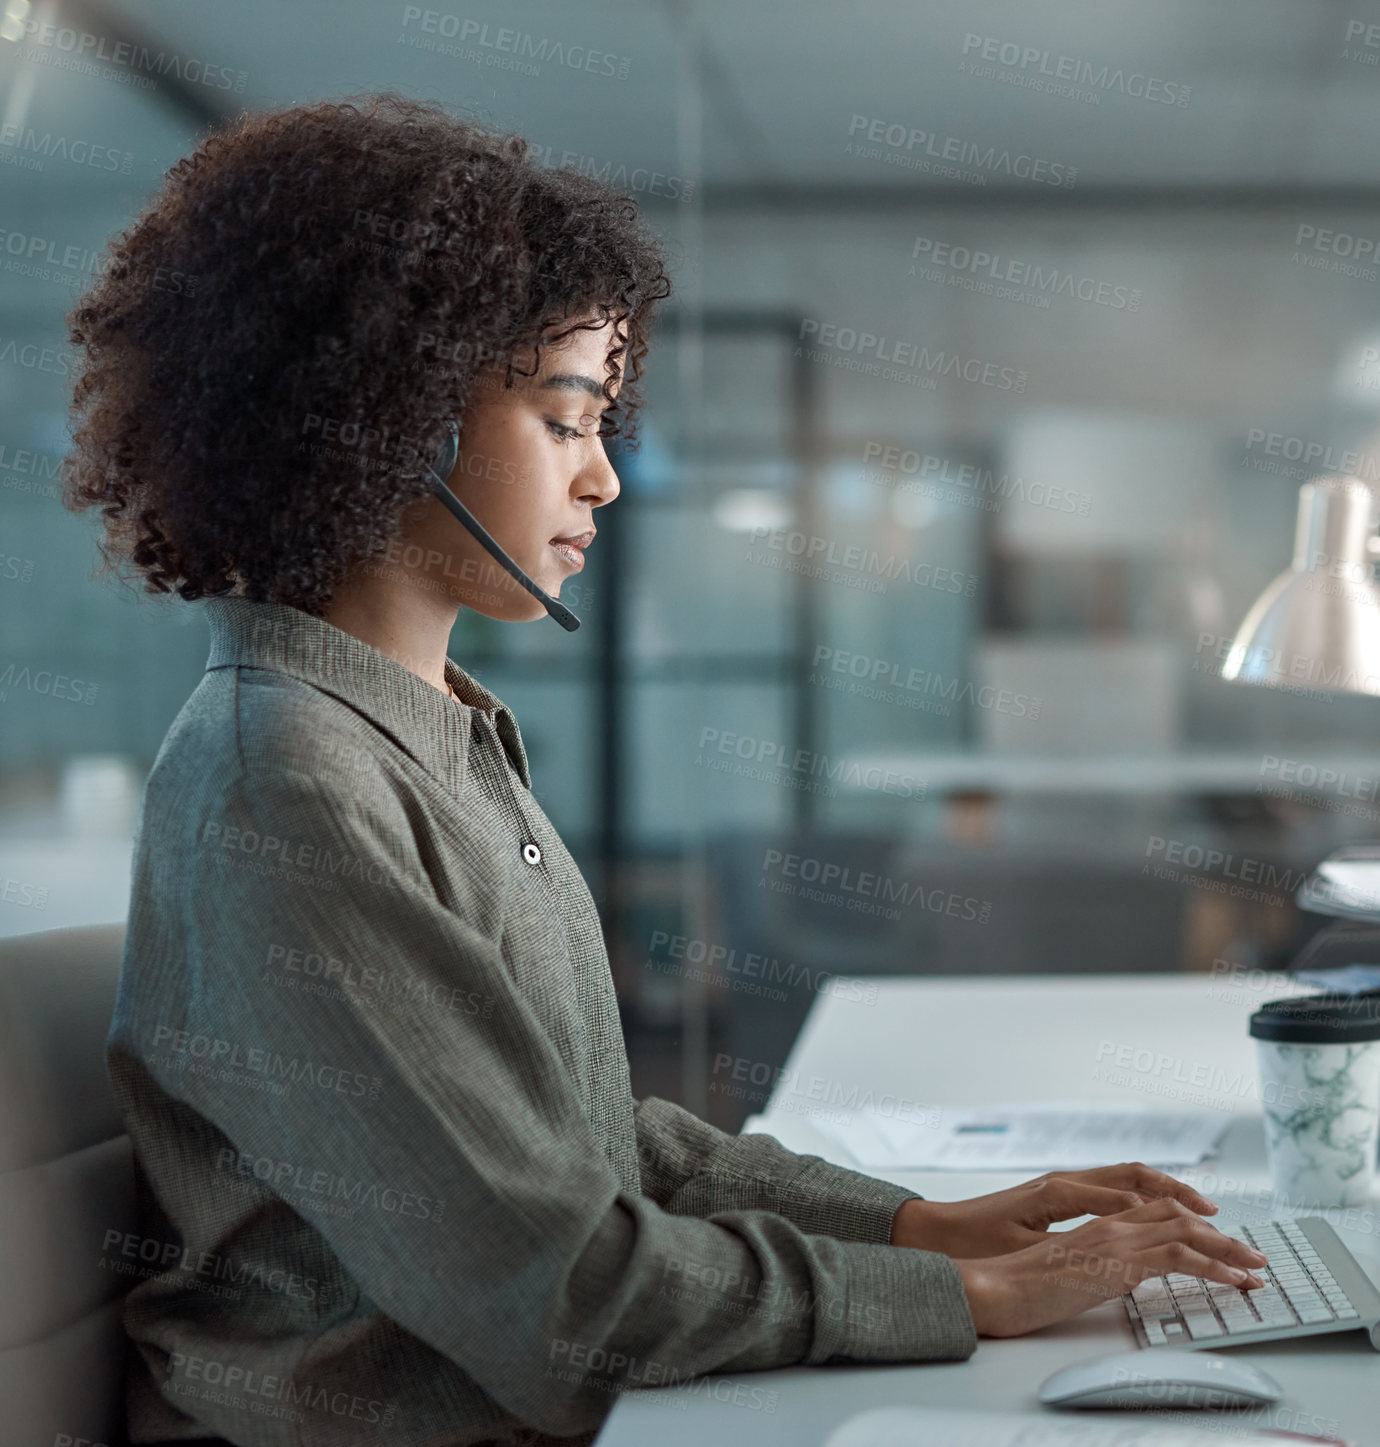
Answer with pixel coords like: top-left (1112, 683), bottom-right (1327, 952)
top-left (107, 595), bottom-right (976, 1447)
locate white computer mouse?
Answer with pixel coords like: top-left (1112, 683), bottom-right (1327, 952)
top-left (1039, 1350), bottom-right (1284, 1410)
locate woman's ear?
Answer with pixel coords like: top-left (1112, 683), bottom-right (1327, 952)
top-left (425, 421), bottom-right (461, 490)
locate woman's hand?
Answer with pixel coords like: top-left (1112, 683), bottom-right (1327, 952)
top-left (950, 1196), bottom-right (1268, 1337)
top-left (889, 1162), bottom-right (1221, 1258)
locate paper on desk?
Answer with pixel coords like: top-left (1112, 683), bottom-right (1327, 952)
top-left (1302, 857), bottom-right (1380, 919)
top-left (1295, 963), bottom-right (1380, 994)
top-left (806, 1100), bottom-right (1232, 1171)
top-left (824, 1406), bottom-right (1347, 1447)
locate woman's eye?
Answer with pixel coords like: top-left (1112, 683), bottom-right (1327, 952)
top-left (544, 418), bottom-right (586, 443)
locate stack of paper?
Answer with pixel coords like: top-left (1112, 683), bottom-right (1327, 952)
top-left (787, 1101), bottom-right (1232, 1172)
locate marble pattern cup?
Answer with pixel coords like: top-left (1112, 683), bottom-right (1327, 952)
top-left (1250, 993), bottom-right (1380, 1211)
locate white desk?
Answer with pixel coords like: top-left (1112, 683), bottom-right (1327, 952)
top-left (597, 975), bottom-right (1380, 1446)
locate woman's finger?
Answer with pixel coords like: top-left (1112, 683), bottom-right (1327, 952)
top-left (1074, 1161), bottom-right (1217, 1214)
top-left (1098, 1194), bottom-right (1199, 1224)
top-left (1130, 1218), bottom-right (1268, 1274)
top-left (1104, 1196), bottom-right (1268, 1253)
top-left (1130, 1234), bottom-right (1266, 1291)
top-left (1027, 1178), bottom-right (1144, 1222)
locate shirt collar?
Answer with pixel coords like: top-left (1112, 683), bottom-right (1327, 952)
top-left (200, 596), bottom-right (531, 793)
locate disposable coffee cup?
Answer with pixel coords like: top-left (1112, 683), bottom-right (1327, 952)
top-left (1249, 992), bottom-right (1380, 1209)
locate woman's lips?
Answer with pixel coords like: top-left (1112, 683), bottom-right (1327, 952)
top-left (550, 529), bottom-right (594, 570)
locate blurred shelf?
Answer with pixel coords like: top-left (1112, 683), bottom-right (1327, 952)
top-left (836, 752), bottom-right (1380, 795)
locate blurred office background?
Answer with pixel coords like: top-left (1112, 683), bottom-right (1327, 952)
top-left (6, 0), bottom-right (1380, 1126)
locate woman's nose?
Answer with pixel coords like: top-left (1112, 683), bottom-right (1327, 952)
top-left (581, 444), bottom-right (620, 506)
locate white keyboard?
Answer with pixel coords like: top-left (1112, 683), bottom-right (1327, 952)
top-left (1124, 1215), bottom-right (1380, 1350)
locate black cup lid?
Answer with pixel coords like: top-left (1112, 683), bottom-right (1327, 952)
top-left (1249, 991), bottom-right (1380, 1044)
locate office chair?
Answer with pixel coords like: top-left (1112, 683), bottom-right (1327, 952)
top-left (0, 922), bottom-right (135, 1447)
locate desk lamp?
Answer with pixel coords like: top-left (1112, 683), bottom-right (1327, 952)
top-left (1222, 477), bottom-right (1380, 697)
top-left (1223, 478), bottom-right (1380, 949)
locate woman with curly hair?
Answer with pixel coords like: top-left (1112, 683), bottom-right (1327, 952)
top-left (63, 91), bottom-right (1263, 1447)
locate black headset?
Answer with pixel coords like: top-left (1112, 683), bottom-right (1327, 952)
top-left (424, 419), bottom-right (581, 631)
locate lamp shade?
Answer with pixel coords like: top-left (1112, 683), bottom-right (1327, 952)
top-left (1222, 477), bottom-right (1380, 697)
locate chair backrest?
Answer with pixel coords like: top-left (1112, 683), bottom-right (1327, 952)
top-left (0, 922), bottom-right (134, 1447)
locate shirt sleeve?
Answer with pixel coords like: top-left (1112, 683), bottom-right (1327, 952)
top-left (633, 1095), bottom-right (923, 1244)
top-left (164, 764), bottom-right (976, 1440)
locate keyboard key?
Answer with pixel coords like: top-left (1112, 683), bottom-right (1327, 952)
top-left (1184, 1313), bottom-right (1225, 1338)
top-left (1298, 1306), bottom-right (1334, 1323)
top-left (1144, 1318), bottom-right (1168, 1345)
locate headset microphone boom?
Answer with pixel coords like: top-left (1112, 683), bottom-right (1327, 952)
top-left (423, 418), bottom-right (582, 631)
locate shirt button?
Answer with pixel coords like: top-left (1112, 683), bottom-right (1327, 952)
top-left (521, 842), bottom-right (542, 865)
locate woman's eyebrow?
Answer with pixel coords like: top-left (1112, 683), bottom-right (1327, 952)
top-left (539, 372), bottom-right (610, 400)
